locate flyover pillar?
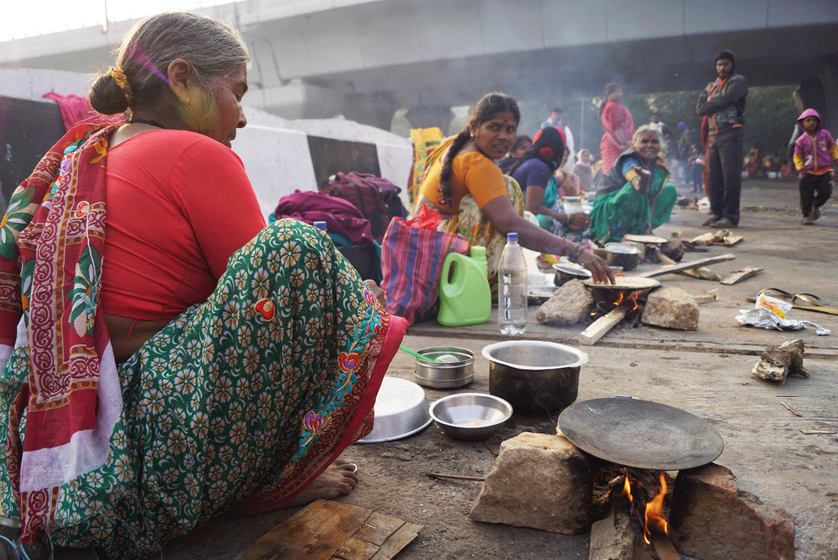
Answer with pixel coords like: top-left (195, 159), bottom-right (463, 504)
top-left (793, 79), bottom-right (829, 127)
top-left (819, 62), bottom-right (838, 131)
top-left (405, 105), bottom-right (455, 136)
top-left (343, 92), bottom-right (400, 131)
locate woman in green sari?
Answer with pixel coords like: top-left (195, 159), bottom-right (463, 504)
top-left (590, 125), bottom-right (678, 244)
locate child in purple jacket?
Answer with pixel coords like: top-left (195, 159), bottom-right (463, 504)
top-left (793, 108), bottom-right (838, 225)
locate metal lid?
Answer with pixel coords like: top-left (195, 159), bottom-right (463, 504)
top-left (356, 377), bottom-right (432, 443)
top-left (559, 398), bottom-right (724, 470)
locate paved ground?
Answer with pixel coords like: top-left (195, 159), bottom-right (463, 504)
top-left (165, 177), bottom-right (838, 560)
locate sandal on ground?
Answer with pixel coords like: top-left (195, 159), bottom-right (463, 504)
top-left (792, 292), bottom-right (831, 307)
top-left (802, 216), bottom-right (814, 225)
top-left (746, 289), bottom-right (838, 315)
top-left (745, 288), bottom-right (793, 303)
top-left (701, 215), bottom-right (720, 226)
top-left (710, 217), bottom-right (736, 228)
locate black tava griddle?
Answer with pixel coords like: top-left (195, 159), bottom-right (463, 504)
top-left (558, 398), bottom-right (724, 470)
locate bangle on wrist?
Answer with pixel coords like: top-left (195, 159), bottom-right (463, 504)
top-left (568, 243), bottom-right (584, 262)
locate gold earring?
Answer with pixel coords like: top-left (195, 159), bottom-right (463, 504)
top-left (184, 97), bottom-right (190, 107)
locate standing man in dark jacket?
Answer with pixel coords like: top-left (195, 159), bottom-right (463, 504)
top-left (697, 50), bottom-right (748, 228)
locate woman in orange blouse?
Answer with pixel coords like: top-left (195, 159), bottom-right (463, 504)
top-left (414, 92), bottom-right (612, 284)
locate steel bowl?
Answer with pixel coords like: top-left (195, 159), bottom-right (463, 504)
top-left (552, 263), bottom-right (592, 286)
top-left (482, 340), bottom-right (588, 415)
top-left (356, 377), bottom-right (432, 443)
top-left (429, 393), bottom-right (513, 441)
top-left (604, 242), bottom-right (643, 271)
top-left (414, 347), bottom-right (474, 389)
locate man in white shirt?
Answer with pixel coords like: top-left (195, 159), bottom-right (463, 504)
top-left (541, 107), bottom-right (562, 129)
top-left (561, 114), bottom-right (576, 172)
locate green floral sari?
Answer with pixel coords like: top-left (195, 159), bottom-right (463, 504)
top-left (0, 217), bottom-right (406, 558)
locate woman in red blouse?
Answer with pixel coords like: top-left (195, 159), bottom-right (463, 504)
top-left (600, 83), bottom-right (636, 174)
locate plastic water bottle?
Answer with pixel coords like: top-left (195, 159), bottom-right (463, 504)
top-left (498, 232), bottom-right (528, 335)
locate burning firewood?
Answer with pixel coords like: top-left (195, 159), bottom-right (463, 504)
top-left (752, 339), bottom-right (809, 383)
top-left (580, 306), bottom-right (628, 346)
top-left (589, 481), bottom-right (633, 560)
top-left (590, 467), bottom-right (679, 560)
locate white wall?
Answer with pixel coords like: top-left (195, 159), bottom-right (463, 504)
top-left (0, 67), bottom-right (91, 98)
top-left (1, 68), bottom-right (414, 220)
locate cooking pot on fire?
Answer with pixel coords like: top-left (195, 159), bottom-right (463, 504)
top-left (582, 277), bottom-right (660, 309)
top-left (558, 397), bottom-right (724, 470)
top-left (483, 341), bottom-right (587, 415)
top-left (604, 243), bottom-right (643, 271)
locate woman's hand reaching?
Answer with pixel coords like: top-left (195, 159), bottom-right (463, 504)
top-left (576, 249), bottom-right (615, 284)
top-left (630, 164), bottom-right (652, 194)
top-left (567, 212), bottom-right (591, 232)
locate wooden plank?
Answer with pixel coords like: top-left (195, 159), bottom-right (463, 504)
top-left (333, 536), bottom-right (380, 560)
top-left (637, 254), bottom-right (736, 278)
top-left (242, 499), bottom-right (372, 560)
top-left (353, 512), bottom-right (406, 546)
top-left (690, 232), bottom-right (718, 245)
top-left (368, 523), bottom-right (423, 560)
top-left (658, 254), bottom-right (721, 280)
top-left (649, 530), bottom-right (683, 560)
top-left (720, 266), bottom-right (763, 285)
top-left (695, 293), bottom-right (717, 304)
top-left (588, 493), bottom-right (632, 560)
top-left (723, 231), bottom-right (743, 246)
top-left (580, 306), bottom-right (628, 346)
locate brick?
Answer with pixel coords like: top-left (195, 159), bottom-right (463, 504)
top-left (469, 432), bottom-right (594, 534)
top-left (669, 463), bottom-right (795, 560)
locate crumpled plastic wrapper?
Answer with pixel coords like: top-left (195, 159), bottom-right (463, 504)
top-left (736, 308), bottom-right (830, 336)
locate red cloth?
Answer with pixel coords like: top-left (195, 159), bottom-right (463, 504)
top-left (273, 190), bottom-right (374, 245)
top-left (0, 124), bottom-right (122, 542)
top-left (600, 101), bottom-right (635, 173)
top-left (42, 92), bottom-right (122, 131)
top-left (100, 130), bottom-right (266, 321)
top-left (380, 216), bottom-right (469, 326)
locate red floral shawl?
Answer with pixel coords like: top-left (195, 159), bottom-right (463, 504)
top-left (0, 124), bottom-right (122, 543)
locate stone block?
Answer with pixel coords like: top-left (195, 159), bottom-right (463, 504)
top-left (469, 432), bottom-right (594, 534)
top-left (640, 286), bottom-right (699, 330)
top-left (536, 279), bottom-right (595, 325)
top-left (669, 463), bottom-right (795, 560)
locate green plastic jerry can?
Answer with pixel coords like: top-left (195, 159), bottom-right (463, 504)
top-left (437, 246), bottom-right (491, 327)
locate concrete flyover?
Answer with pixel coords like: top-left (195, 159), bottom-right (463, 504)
top-left (2, 0), bottom-right (838, 130)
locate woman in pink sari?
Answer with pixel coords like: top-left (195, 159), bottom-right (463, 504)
top-left (600, 83), bottom-right (635, 173)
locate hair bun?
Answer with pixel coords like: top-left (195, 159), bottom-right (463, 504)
top-left (89, 73), bottom-right (129, 115)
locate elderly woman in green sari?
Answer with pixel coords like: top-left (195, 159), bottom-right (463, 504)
top-left (590, 125), bottom-right (678, 244)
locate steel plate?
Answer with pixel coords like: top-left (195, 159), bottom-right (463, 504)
top-left (623, 234), bottom-right (669, 244)
top-left (558, 398), bottom-right (724, 470)
top-left (583, 277), bottom-right (660, 291)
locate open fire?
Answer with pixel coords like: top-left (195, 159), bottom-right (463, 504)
top-left (591, 288), bottom-right (645, 319)
top-left (590, 466), bottom-right (681, 559)
top-left (642, 473), bottom-right (668, 545)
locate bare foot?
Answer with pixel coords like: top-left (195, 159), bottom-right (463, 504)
top-left (278, 461), bottom-right (359, 509)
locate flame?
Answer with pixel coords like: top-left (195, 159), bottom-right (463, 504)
top-left (622, 475), bottom-right (632, 502)
top-left (643, 472), bottom-right (669, 544)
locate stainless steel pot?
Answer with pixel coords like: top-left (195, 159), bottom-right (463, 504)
top-left (604, 242), bottom-right (643, 271)
top-left (414, 347), bottom-right (474, 389)
top-left (552, 263), bottom-right (591, 286)
top-left (482, 341), bottom-right (588, 415)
